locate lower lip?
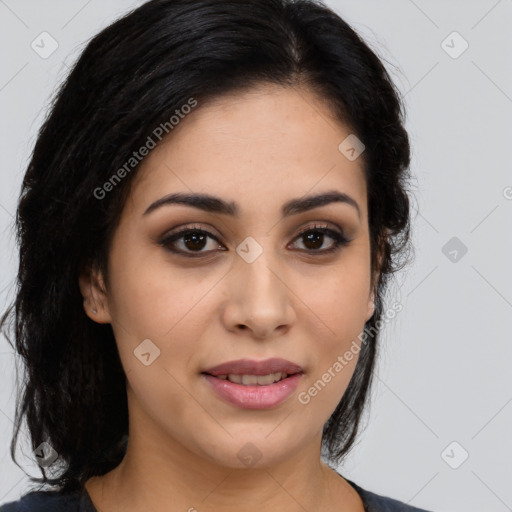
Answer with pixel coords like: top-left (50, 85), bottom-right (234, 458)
top-left (202, 373), bottom-right (302, 410)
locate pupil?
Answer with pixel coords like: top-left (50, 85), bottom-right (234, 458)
top-left (304, 231), bottom-right (323, 250)
top-left (184, 232), bottom-right (207, 251)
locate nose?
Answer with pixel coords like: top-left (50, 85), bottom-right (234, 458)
top-left (221, 248), bottom-right (296, 340)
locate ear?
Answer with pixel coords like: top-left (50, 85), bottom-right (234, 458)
top-left (366, 237), bottom-right (384, 322)
top-left (366, 287), bottom-right (376, 322)
top-left (78, 263), bottom-right (112, 324)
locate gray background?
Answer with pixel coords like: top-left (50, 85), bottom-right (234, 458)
top-left (1, 1), bottom-right (511, 511)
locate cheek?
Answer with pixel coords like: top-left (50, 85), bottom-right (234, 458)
top-left (107, 236), bottom-right (217, 338)
top-left (299, 258), bottom-right (371, 339)
top-left (296, 253), bottom-right (370, 406)
top-left (296, 285), bottom-right (366, 424)
top-left (109, 275), bottom-right (210, 374)
top-left (106, 267), bottom-right (207, 420)
top-left (296, 339), bottom-right (361, 432)
top-left (308, 279), bottom-right (367, 376)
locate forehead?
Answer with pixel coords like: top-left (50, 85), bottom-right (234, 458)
top-left (129, 84), bottom-right (367, 219)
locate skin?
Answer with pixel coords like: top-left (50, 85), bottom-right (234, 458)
top-left (80, 82), bottom-right (379, 512)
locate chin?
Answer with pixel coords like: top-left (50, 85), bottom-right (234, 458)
top-left (194, 435), bottom-right (292, 470)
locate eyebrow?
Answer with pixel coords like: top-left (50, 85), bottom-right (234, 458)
top-left (143, 190), bottom-right (361, 219)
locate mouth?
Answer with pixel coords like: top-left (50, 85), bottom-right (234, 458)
top-left (202, 357), bottom-right (304, 378)
top-left (200, 358), bottom-right (304, 410)
top-left (201, 372), bottom-right (303, 410)
top-left (201, 371), bottom-right (301, 386)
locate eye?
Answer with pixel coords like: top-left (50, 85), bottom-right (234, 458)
top-left (289, 224), bottom-right (350, 254)
top-left (159, 225), bottom-right (225, 257)
top-left (159, 223), bottom-right (350, 257)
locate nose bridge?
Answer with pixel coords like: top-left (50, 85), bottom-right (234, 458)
top-left (226, 234), bottom-right (294, 335)
top-left (235, 234), bottom-right (283, 301)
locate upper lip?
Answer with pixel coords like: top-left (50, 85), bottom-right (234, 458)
top-left (202, 358), bottom-right (303, 376)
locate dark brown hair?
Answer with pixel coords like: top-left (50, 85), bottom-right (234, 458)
top-left (1, 0), bottom-right (411, 492)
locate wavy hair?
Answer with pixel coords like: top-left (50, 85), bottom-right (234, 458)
top-left (0, 0), bottom-right (412, 492)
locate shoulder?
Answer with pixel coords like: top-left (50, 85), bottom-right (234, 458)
top-left (0, 488), bottom-right (87, 512)
top-left (345, 478), bottom-right (435, 512)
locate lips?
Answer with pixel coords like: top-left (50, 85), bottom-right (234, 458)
top-left (202, 357), bottom-right (304, 377)
top-left (202, 372), bottom-right (303, 409)
top-left (201, 358), bottom-right (304, 409)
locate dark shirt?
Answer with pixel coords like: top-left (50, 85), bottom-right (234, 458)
top-left (0, 478), bottom-right (433, 511)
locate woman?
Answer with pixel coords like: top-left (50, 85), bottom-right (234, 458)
top-left (0, 0), bottom-right (432, 510)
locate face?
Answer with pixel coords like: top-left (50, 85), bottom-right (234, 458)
top-left (80, 83), bottom-right (376, 471)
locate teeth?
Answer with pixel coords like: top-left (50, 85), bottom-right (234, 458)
top-left (215, 372), bottom-right (289, 385)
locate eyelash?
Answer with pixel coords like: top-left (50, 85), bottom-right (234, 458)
top-left (158, 223), bottom-right (350, 258)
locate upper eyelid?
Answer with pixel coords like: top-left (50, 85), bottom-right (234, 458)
top-left (295, 223), bottom-right (342, 235)
top-left (161, 223), bottom-right (346, 251)
top-left (163, 222), bottom-right (344, 241)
